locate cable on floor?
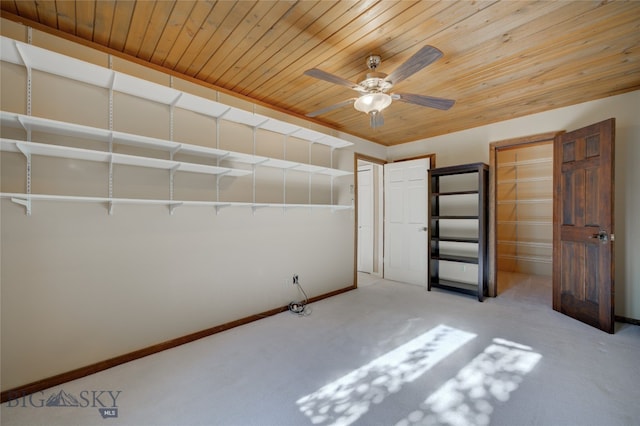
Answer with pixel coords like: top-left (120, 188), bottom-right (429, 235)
top-left (288, 279), bottom-right (312, 316)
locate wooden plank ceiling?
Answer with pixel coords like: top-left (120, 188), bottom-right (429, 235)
top-left (1, 1), bottom-right (639, 146)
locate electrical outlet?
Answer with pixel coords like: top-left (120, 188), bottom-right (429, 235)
top-left (292, 274), bottom-right (299, 285)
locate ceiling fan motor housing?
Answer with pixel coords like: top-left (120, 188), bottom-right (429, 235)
top-left (359, 71), bottom-right (393, 92)
top-left (366, 54), bottom-right (381, 70)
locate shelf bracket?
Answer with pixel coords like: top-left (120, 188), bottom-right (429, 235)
top-left (15, 42), bottom-right (33, 117)
top-left (330, 147), bottom-right (336, 205)
top-left (214, 203), bottom-right (231, 215)
top-left (108, 150), bottom-right (114, 201)
top-left (169, 161), bottom-right (180, 202)
top-left (214, 113), bottom-right (224, 203)
top-left (15, 142), bottom-right (32, 215)
top-left (16, 116), bottom-right (32, 141)
top-left (11, 195), bottom-right (31, 216)
top-left (108, 199), bottom-right (115, 216)
top-left (308, 141), bottom-right (314, 204)
top-left (169, 202), bottom-right (183, 215)
top-left (108, 55), bottom-right (114, 132)
top-left (216, 169), bottom-right (231, 178)
top-left (251, 204), bottom-right (269, 215)
top-left (169, 90), bottom-right (182, 142)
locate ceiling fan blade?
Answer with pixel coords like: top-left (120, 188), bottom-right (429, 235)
top-left (306, 98), bottom-right (356, 117)
top-left (393, 92), bottom-right (455, 110)
top-left (384, 45), bottom-right (443, 85)
top-left (304, 68), bottom-right (362, 91)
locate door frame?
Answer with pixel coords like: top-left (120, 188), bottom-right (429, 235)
top-left (353, 153), bottom-right (436, 287)
top-left (354, 153), bottom-right (386, 287)
top-left (488, 131), bottom-right (562, 296)
top-left (357, 163), bottom-right (375, 274)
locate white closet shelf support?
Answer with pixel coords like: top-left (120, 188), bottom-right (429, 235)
top-left (0, 111), bottom-right (352, 178)
top-left (0, 35), bottom-right (354, 149)
top-left (0, 139), bottom-right (251, 177)
top-left (6, 113), bottom-right (112, 142)
top-left (1, 35), bottom-right (354, 213)
top-left (111, 131), bottom-right (181, 151)
top-left (0, 193), bottom-right (352, 215)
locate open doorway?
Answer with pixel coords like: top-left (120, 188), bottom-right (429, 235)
top-left (355, 154), bottom-right (385, 287)
top-left (354, 153), bottom-right (436, 288)
top-left (489, 132), bottom-right (560, 299)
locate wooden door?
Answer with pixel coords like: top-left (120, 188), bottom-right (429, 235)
top-left (553, 118), bottom-right (615, 333)
top-left (384, 158), bottom-right (430, 286)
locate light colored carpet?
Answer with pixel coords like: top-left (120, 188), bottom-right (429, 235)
top-left (2, 273), bottom-right (639, 426)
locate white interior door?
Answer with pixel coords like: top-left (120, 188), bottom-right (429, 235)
top-left (384, 158), bottom-right (430, 285)
top-left (358, 165), bottom-right (374, 273)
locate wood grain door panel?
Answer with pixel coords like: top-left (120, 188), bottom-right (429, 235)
top-left (553, 118), bottom-right (614, 333)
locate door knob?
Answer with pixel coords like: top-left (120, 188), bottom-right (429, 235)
top-left (590, 230), bottom-right (608, 242)
top-left (420, 227), bottom-right (428, 232)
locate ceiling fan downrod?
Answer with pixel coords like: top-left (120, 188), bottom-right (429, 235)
top-left (366, 55), bottom-right (381, 71)
top-left (369, 110), bottom-right (384, 128)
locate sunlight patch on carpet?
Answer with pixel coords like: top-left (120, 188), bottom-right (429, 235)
top-left (296, 324), bottom-right (476, 426)
top-left (395, 338), bottom-right (542, 426)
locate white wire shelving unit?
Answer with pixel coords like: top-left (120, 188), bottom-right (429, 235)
top-left (0, 36), bottom-right (354, 215)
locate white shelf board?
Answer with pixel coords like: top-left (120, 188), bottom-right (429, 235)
top-left (177, 161), bottom-right (247, 177)
top-left (0, 192), bottom-right (353, 212)
top-left (0, 138), bottom-right (20, 153)
top-left (0, 36), bottom-right (23, 65)
top-left (291, 128), bottom-right (326, 143)
top-left (0, 35), bottom-right (353, 149)
top-left (256, 116), bottom-right (299, 134)
top-left (1, 111), bottom-right (112, 142)
top-left (19, 140), bottom-right (112, 163)
top-left (260, 158), bottom-right (298, 169)
top-left (112, 72), bottom-right (181, 105)
top-left (1, 111), bottom-right (352, 177)
top-left (224, 152), bottom-right (269, 165)
top-left (18, 40), bottom-right (115, 88)
top-left (175, 93), bottom-right (230, 117)
top-left (293, 163), bottom-right (327, 173)
top-left (111, 130), bottom-right (181, 151)
top-left (3, 193), bottom-right (110, 204)
top-left (0, 139), bottom-right (251, 177)
top-left (2, 139), bottom-right (113, 163)
top-left (111, 152), bottom-right (177, 169)
top-left (177, 144), bottom-right (229, 159)
top-left (316, 135), bottom-right (353, 149)
top-left (222, 108), bottom-right (270, 127)
top-left (321, 168), bottom-right (352, 177)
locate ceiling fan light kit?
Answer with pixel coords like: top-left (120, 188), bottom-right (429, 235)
top-left (354, 93), bottom-right (392, 129)
top-left (354, 93), bottom-right (392, 114)
top-left (304, 45), bottom-right (455, 129)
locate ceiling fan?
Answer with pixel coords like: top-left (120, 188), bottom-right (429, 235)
top-left (304, 45), bottom-right (455, 128)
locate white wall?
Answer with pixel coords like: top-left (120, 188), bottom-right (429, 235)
top-left (0, 21), bottom-right (366, 391)
top-left (388, 90), bottom-right (640, 320)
